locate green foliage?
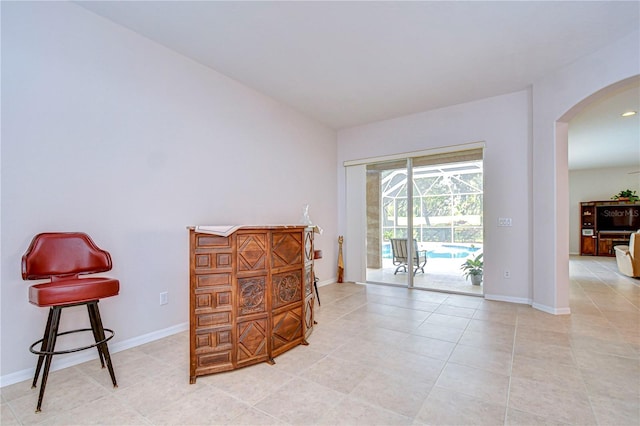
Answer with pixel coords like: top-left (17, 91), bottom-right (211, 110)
top-left (454, 194), bottom-right (483, 215)
top-left (612, 189), bottom-right (639, 202)
top-left (380, 166), bottom-right (484, 245)
top-left (460, 253), bottom-right (483, 280)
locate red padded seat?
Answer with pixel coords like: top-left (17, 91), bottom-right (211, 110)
top-left (29, 277), bottom-right (119, 307)
top-left (22, 232), bottom-right (119, 413)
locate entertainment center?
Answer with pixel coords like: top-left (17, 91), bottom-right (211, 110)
top-left (580, 201), bottom-right (640, 256)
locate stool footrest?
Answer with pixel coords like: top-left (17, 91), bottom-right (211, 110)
top-left (29, 328), bottom-right (115, 356)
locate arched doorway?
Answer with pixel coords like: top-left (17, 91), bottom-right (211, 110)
top-left (550, 75), bottom-right (640, 312)
top-left (532, 60), bottom-right (640, 315)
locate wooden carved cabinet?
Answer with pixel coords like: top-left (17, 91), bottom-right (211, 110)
top-left (188, 225), bottom-right (314, 383)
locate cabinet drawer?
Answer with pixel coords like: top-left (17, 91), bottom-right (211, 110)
top-left (195, 327), bottom-right (233, 353)
top-left (194, 311), bottom-right (232, 328)
top-left (195, 350), bottom-right (233, 374)
top-left (194, 286), bottom-right (232, 313)
top-left (195, 234), bottom-right (230, 249)
top-left (194, 251), bottom-right (233, 272)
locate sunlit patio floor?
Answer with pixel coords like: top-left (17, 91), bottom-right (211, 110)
top-left (366, 257), bottom-right (483, 295)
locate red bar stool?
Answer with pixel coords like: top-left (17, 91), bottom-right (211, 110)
top-left (22, 232), bottom-right (119, 412)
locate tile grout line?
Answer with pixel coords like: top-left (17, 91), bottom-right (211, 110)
top-left (503, 309), bottom-right (519, 426)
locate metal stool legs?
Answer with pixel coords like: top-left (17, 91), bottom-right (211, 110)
top-left (314, 276), bottom-right (321, 306)
top-left (87, 302), bottom-right (117, 387)
top-left (30, 301), bottom-right (117, 412)
top-left (31, 306), bottom-right (62, 412)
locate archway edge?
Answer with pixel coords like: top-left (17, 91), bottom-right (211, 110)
top-left (558, 75), bottom-right (640, 123)
top-left (531, 29), bottom-right (639, 314)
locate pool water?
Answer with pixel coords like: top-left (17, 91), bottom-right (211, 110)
top-left (426, 244), bottom-right (481, 258)
top-left (382, 243), bottom-right (481, 259)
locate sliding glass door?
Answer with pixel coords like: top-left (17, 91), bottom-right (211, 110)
top-left (362, 149), bottom-right (484, 294)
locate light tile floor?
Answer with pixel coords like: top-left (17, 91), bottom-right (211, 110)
top-left (2, 256), bottom-right (638, 425)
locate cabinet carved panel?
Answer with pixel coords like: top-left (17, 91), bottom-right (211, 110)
top-left (272, 308), bottom-right (303, 352)
top-left (272, 271), bottom-right (302, 309)
top-left (237, 318), bottom-right (268, 363)
top-left (189, 226), bottom-right (314, 383)
top-left (304, 296), bottom-right (314, 334)
top-left (237, 234), bottom-right (267, 271)
top-left (271, 232), bottom-right (302, 268)
top-left (238, 276), bottom-right (266, 315)
top-left (305, 231), bottom-right (313, 262)
top-left (304, 266), bottom-right (313, 296)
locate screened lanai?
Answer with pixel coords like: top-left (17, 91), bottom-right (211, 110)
top-left (365, 154), bottom-right (484, 295)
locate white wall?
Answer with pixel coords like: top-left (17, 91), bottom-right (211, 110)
top-left (569, 166), bottom-right (640, 254)
top-left (337, 90), bottom-right (532, 305)
top-left (1, 2), bottom-right (337, 383)
top-left (337, 29), bottom-right (640, 314)
top-left (531, 29), bottom-right (640, 313)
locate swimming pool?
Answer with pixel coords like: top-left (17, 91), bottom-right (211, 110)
top-left (382, 243), bottom-right (481, 259)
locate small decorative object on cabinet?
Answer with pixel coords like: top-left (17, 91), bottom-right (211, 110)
top-left (187, 225), bottom-right (314, 383)
top-left (300, 204), bottom-right (312, 225)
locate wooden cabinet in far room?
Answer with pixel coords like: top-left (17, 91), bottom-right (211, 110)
top-left (597, 232), bottom-right (632, 256)
top-left (579, 201), bottom-right (640, 256)
top-left (580, 232), bottom-right (597, 255)
top-left (580, 202), bottom-right (597, 255)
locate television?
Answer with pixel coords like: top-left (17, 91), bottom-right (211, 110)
top-left (596, 205), bottom-right (640, 231)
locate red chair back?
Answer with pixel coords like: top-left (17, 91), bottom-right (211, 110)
top-left (22, 233), bottom-right (113, 281)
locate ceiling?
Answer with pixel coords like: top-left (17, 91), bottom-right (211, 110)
top-left (569, 80), bottom-right (639, 170)
top-left (75, 1), bottom-right (639, 169)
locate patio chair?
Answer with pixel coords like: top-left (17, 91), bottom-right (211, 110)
top-left (390, 238), bottom-right (428, 275)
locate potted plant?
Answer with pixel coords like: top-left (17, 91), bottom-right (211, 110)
top-left (461, 253), bottom-right (483, 285)
top-left (612, 189), bottom-right (639, 202)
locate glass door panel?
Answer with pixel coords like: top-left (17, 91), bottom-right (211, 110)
top-left (365, 160), bottom-right (412, 287)
top-left (411, 159), bottom-right (484, 294)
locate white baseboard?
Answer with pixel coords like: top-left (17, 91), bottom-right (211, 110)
top-left (317, 277), bottom-right (337, 287)
top-left (0, 322), bottom-right (188, 388)
top-left (483, 294), bottom-right (531, 305)
top-left (484, 294), bottom-right (571, 315)
top-left (109, 322), bottom-right (188, 353)
top-left (531, 302), bottom-right (571, 315)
